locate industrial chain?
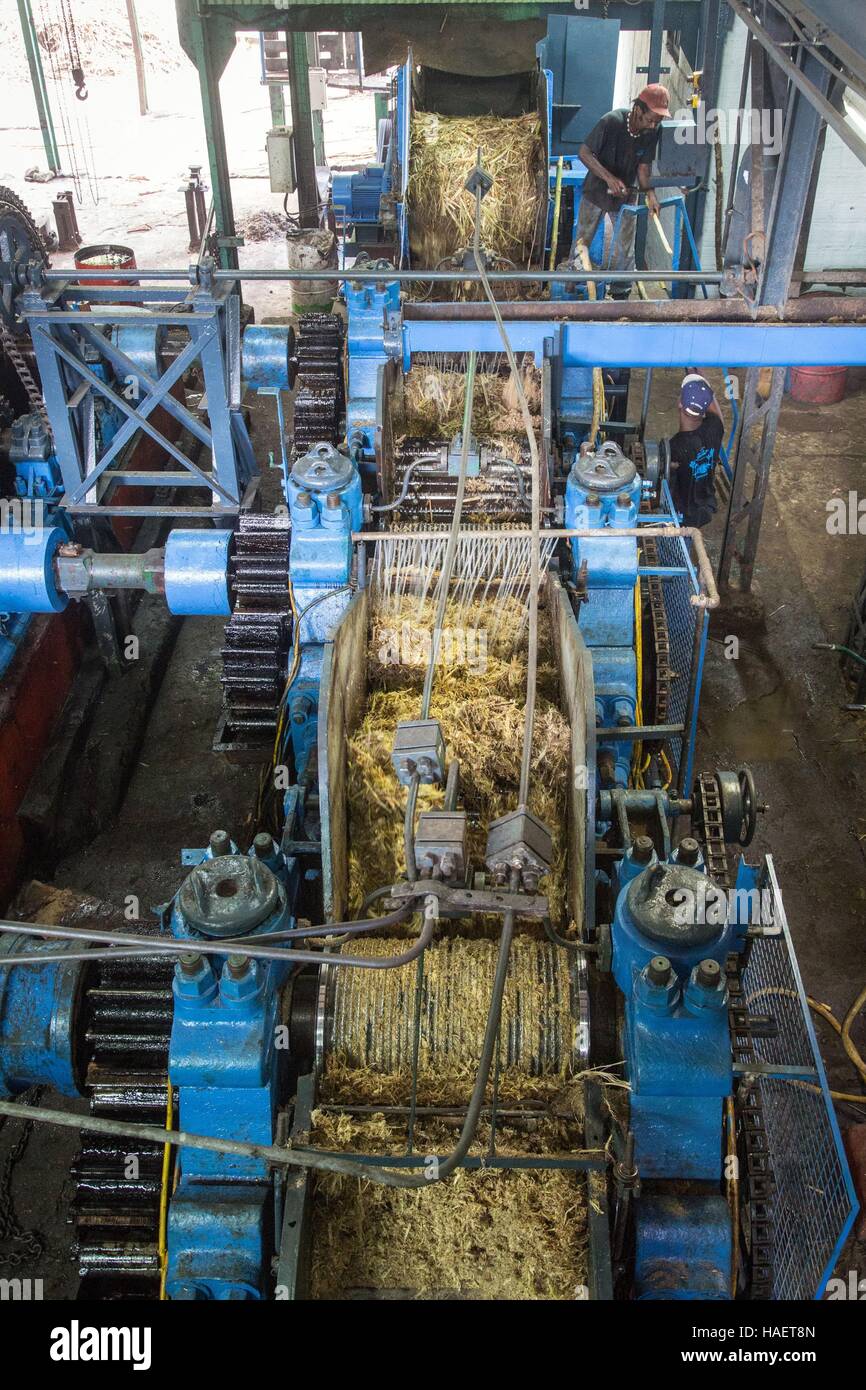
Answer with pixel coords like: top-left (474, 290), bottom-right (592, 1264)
top-left (58, 0), bottom-right (87, 98)
top-left (640, 535), bottom-right (672, 742)
top-left (694, 770), bottom-right (731, 887)
top-left (696, 774), bottom-right (775, 1299)
top-left (0, 1087), bottom-right (45, 1270)
top-left (0, 319), bottom-right (52, 434)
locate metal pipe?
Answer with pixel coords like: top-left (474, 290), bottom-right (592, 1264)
top-left (0, 902), bottom-right (436, 972)
top-left (39, 266), bottom-right (722, 285)
top-left (677, 609), bottom-right (708, 795)
top-left (469, 191), bottom-right (541, 809)
top-left (0, 907), bottom-right (535, 1190)
top-left (420, 351), bottom-right (477, 722)
top-left (403, 296), bottom-right (866, 323)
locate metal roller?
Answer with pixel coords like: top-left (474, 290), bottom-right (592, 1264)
top-left (242, 323), bottom-right (297, 392)
top-left (0, 526), bottom-right (68, 613)
top-left (163, 528), bottom-right (233, 616)
top-left (316, 936), bottom-right (579, 1087)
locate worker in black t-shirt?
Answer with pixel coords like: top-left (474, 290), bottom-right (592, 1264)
top-left (666, 374), bottom-right (725, 528)
top-left (571, 84), bottom-right (670, 300)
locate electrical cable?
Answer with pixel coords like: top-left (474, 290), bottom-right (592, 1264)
top-left (814, 641), bottom-right (866, 670)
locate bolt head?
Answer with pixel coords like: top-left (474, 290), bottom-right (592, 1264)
top-left (209, 829), bottom-right (231, 857)
top-left (696, 957), bottom-right (721, 990)
top-left (253, 832), bottom-right (273, 858)
top-left (646, 954), bottom-right (672, 986)
top-left (678, 836), bottom-right (700, 866)
top-left (179, 951), bottom-right (203, 976)
top-left (632, 835), bottom-right (654, 864)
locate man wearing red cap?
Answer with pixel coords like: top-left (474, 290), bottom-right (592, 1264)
top-left (571, 84), bottom-right (670, 300)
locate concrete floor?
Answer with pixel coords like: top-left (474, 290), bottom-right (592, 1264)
top-left (2, 366), bottom-right (865, 1296)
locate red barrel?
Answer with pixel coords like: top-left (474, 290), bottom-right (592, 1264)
top-left (789, 364), bottom-right (848, 404)
top-left (74, 243), bottom-right (137, 287)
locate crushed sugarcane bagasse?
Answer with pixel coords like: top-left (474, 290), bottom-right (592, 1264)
top-left (308, 601), bottom-right (589, 1299)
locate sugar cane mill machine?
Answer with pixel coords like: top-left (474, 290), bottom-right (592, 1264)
top-left (0, 107), bottom-right (859, 1302)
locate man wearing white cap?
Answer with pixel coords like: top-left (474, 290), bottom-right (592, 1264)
top-left (666, 373), bottom-right (724, 527)
top-left (571, 84), bottom-right (670, 300)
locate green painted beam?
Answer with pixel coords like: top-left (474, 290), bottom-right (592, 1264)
top-left (269, 83), bottom-right (286, 127)
top-left (180, 7), bottom-right (239, 269)
top-left (288, 30), bottom-right (319, 226)
top-left (16, 0), bottom-right (60, 173)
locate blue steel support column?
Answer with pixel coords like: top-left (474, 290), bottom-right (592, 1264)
top-left (719, 46), bottom-right (832, 592)
top-left (647, 0), bottom-right (666, 84)
top-left (690, 0), bottom-right (724, 253)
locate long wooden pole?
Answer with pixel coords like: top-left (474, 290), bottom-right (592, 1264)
top-left (125, 0), bottom-right (148, 116)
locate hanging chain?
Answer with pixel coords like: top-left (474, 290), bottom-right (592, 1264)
top-left (0, 1088), bottom-right (46, 1270)
top-left (0, 320), bottom-right (52, 434)
top-left (58, 0), bottom-right (87, 99)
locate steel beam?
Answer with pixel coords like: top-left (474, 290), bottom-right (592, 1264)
top-left (16, 0), bottom-right (60, 173)
top-left (288, 31), bottom-right (318, 228)
top-left (725, 0), bottom-right (866, 169)
top-left (647, 0), bottom-right (667, 83)
top-left (719, 41), bottom-right (834, 591)
top-left (185, 11), bottom-right (238, 270)
top-left (402, 295), bottom-right (866, 321)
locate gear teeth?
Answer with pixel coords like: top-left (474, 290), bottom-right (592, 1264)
top-left (220, 512), bottom-right (291, 741)
top-left (291, 312), bottom-right (344, 455)
top-left (71, 950), bottom-right (173, 1299)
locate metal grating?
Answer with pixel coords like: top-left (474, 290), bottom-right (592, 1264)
top-left (740, 858), bottom-right (858, 1299)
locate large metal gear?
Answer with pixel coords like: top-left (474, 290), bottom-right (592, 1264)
top-left (290, 312), bottom-right (345, 454)
top-left (218, 512), bottom-right (292, 749)
top-left (0, 185), bottom-right (49, 337)
top-left (71, 951), bottom-right (173, 1298)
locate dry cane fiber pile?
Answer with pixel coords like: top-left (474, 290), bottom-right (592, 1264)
top-left (308, 1106), bottom-right (589, 1299)
top-left (306, 599), bottom-right (588, 1299)
top-left (407, 111), bottom-right (544, 270)
top-left (312, 937), bottom-right (588, 1298)
top-left (400, 354), bottom-right (542, 438)
top-left (346, 597), bottom-right (569, 923)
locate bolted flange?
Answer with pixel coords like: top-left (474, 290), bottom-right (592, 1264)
top-left (177, 854), bottom-right (281, 938)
